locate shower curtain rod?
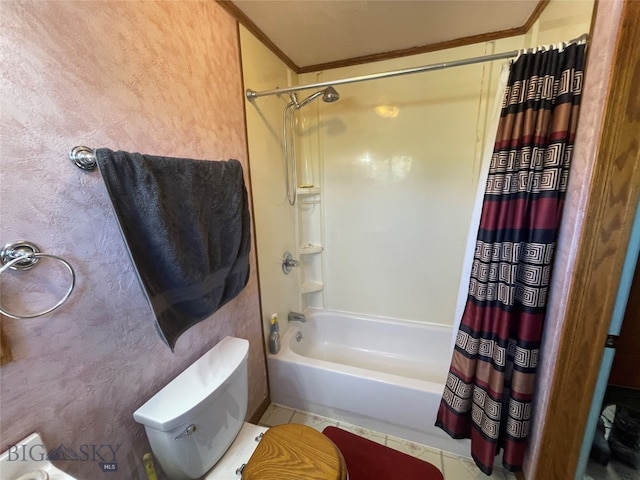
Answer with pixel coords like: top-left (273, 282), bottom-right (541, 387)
top-left (245, 34), bottom-right (588, 100)
top-left (245, 49), bottom-right (519, 100)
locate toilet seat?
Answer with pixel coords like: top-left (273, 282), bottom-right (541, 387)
top-left (242, 424), bottom-right (348, 480)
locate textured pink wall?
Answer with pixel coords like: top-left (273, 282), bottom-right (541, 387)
top-left (0, 1), bottom-right (267, 478)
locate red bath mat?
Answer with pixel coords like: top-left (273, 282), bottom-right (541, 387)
top-left (323, 426), bottom-right (444, 480)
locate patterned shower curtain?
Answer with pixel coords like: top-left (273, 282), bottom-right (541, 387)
top-left (435, 42), bottom-right (586, 475)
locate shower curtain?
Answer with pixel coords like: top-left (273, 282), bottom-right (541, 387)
top-left (435, 42), bottom-right (586, 475)
top-left (450, 62), bottom-right (511, 355)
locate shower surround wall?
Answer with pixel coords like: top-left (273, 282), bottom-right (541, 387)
top-left (240, 27), bottom-right (303, 343)
top-left (306, 43), bottom-right (501, 326)
top-left (0, 2), bottom-right (267, 478)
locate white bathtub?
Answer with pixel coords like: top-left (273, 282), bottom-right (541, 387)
top-left (267, 309), bottom-right (470, 456)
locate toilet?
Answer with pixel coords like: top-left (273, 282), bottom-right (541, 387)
top-left (133, 336), bottom-right (347, 480)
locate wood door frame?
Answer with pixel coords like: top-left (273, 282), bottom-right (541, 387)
top-left (532, 0), bottom-right (640, 478)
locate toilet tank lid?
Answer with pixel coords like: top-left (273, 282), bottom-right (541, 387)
top-left (132, 336), bottom-right (249, 432)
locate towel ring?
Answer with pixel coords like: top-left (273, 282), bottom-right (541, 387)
top-left (0, 241), bottom-right (76, 319)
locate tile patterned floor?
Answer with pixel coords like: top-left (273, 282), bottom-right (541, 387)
top-left (259, 404), bottom-right (518, 480)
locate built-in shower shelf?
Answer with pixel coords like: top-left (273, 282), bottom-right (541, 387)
top-left (296, 187), bottom-right (321, 195)
top-left (295, 186), bottom-right (323, 309)
top-left (299, 198), bottom-right (321, 205)
top-left (299, 244), bottom-right (323, 254)
top-left (301, 281), bottom-right (324, 294)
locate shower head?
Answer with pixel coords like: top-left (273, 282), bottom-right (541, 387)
top-left (322, 86), bottom-right (340, 103)
top-left (294, 86), bottom-right (340, 109)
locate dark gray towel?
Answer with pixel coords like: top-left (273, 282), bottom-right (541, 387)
top-left (96, 148), bottom-right (250, 350)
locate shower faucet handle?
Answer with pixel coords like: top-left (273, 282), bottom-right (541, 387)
top-left (281, 251), bottom-right (299, 274)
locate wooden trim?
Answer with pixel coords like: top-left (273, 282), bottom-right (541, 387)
top-left (533, 1), bottom-right (640, 478)
top-left (522, 0), bottom-right (551, 32)
top-left (216, 0), bottom-right (299, 73)
top-left (218, 0), bottom-right (549, 74)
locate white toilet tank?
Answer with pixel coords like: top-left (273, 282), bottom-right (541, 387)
top-left (133, 336), bottom-right (249, 480)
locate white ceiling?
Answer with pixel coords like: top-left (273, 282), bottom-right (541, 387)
top-left (229, 0), bottom-right (541, 69)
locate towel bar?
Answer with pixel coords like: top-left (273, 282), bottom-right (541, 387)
top-left (0, 241), bottom-right (76, 319)
top-left (69, 145), bottom-right (97, 170)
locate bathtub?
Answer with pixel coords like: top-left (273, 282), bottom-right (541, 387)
top-left (267, 309), bottom-right (470, 456)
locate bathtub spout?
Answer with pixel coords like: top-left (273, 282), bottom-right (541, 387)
top-left (288, 311), bottom-right (306, 323)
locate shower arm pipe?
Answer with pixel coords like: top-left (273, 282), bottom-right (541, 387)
top-left (246, 49), bottom-right (519, 100)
